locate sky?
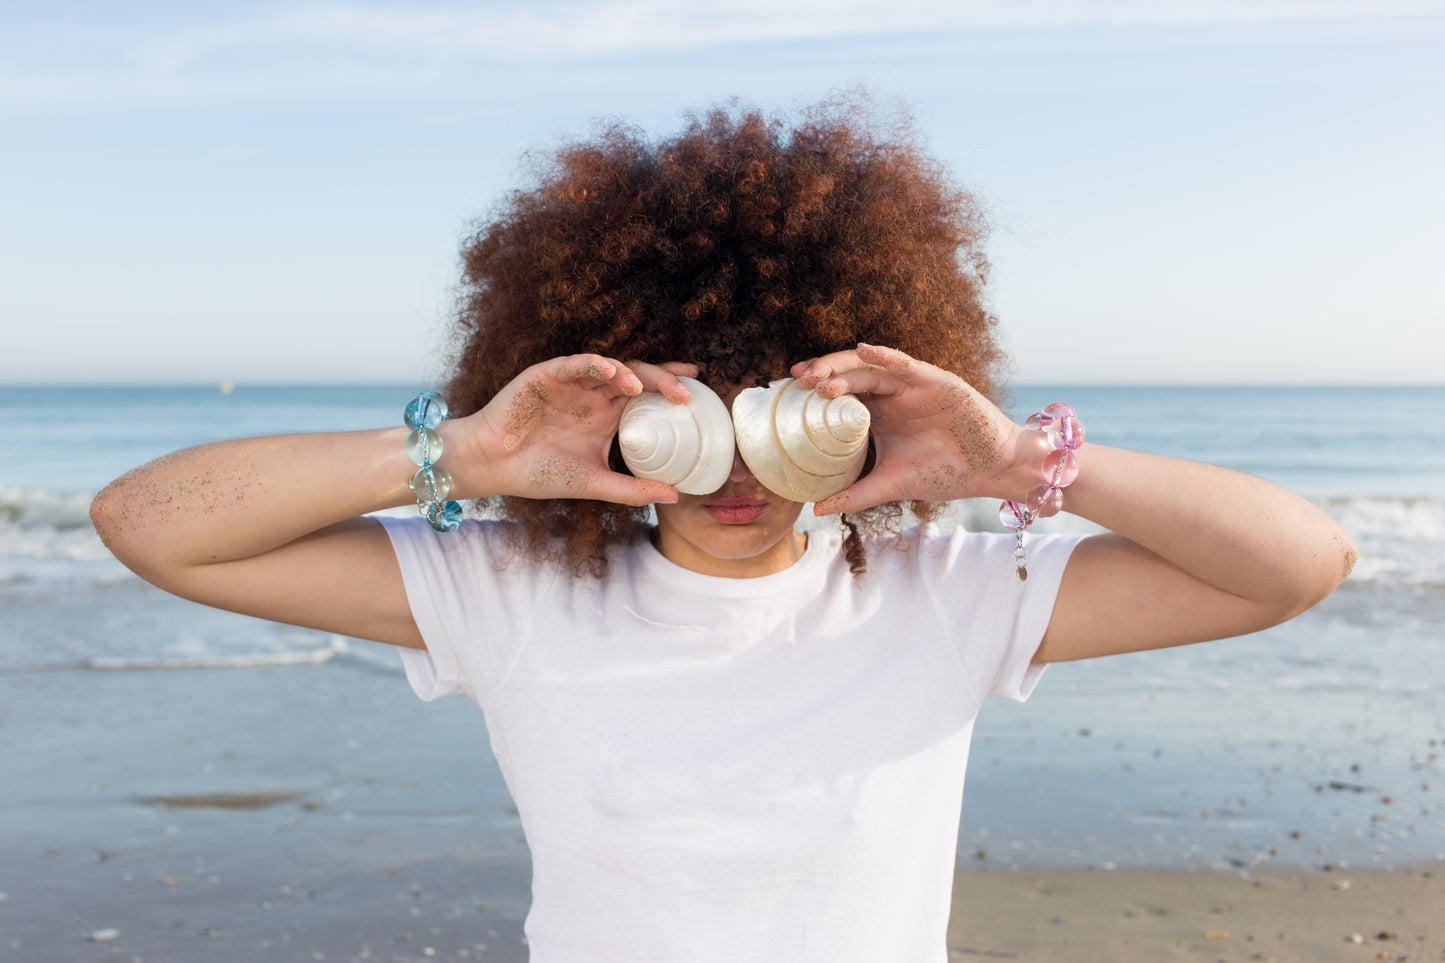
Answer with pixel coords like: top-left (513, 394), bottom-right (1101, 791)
top-left (1, 0), bottom-right (1441, 385)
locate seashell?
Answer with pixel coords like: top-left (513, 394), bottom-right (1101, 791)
top-left (732, 378), bottom-right (871, 502)
top-left (618, 377), bottom-right (734, 495)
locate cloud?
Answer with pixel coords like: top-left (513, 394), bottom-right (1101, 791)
top-left (2, 0), bottom-right (1440, 109)
top-left (151, 1), bottom-right (1445, 57)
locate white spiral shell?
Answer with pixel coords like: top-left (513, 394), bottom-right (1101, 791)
top-left (731, 377), bottom-right (871, 502)
top-left (617, 377), bottom-right (735, 495)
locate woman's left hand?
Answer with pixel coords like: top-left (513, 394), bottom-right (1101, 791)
top-left (798, 347), bottom-right (1357, 669)
top-left (792, 343), bottom-right (1042, 515)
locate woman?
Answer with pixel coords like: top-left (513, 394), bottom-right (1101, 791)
top-left (91, 99), bottom-right (1355, 962)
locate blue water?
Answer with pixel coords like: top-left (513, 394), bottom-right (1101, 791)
top-left (1, 383), bottom-right (1441, 669)
top-left (1, 382), bottom-right (1441, 870)
top-left (0, 384), bottom-right (425, 493)
top-left (1007, 384), bottom-right (1444, 499)
top-left (0, 382), bottom-right (1441, 684)
top-left (4, 382), bottom-right (1436, 495)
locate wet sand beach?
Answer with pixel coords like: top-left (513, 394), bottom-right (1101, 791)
top-left (948, 866), bottom-right (1443, 962)
top-left (3, 652), bottom-right (1441, 962)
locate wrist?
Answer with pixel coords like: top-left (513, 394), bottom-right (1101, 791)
top-left (975, 423), bottom-right (1052, 502)
top-left (435, 415), bottom-right (500, 501)
top-left (995, 402), bottom-right (1086, 578)
top-left (401, 391), bottom-right (477, 532)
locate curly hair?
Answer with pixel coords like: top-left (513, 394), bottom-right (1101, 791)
top-left (445, 94), bottom-right (1003, 575)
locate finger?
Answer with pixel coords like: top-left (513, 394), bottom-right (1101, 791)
top-left (628, 361), bottom-right (697, 404)
top-left (855, 343), bottom-right (921, 377)
top-left (796, 343), bottom-right (924, 390)
top-left (521, 454), bottom-right (677, 505)
top-left (811, 368), bottom-right (906, 400)
top-left (585, 472), bottom-right (680, 507)
top-left (552, 354), bottom-right (643, 396)
top-left (789, 356), bottom-right (820, 378)
top-left (812, 470), bottom-right (908, 516)
top-left (792, 349), bottom-right (863, 388)
top-left (814, 345), bottom-right (941, 400)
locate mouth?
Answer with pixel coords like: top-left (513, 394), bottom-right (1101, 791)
top-left (702, 495), bottom-right (771, 525)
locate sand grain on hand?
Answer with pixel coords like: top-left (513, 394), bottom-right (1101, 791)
top-left (502, 378), bottom-right (551, 451)
top-left (527, 454), bottom-right (587, 495)
top-left (934, 382), bottom-right (1001, 476)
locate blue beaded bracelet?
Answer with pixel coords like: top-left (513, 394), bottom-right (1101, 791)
top-left (404, 391), bottom-right (463, 533)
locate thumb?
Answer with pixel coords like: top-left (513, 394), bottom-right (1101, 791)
top-left (585, 471), bottom-right (679, 508)
top-left (813, 471), bottom-right (905, 517)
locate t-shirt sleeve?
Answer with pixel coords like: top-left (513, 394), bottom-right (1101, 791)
top-left (917, 528), bottom-right (1082, 703)
top-left (378, 516), bottom-right (544, 708)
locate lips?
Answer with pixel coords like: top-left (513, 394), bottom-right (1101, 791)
top-left (702, 495), bottom-right (770, 525)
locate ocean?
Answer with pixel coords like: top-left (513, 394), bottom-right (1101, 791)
top-left (1, 383), bottom-right (1442, 874)
top-left (3, 383), bottom-right (1439, 686)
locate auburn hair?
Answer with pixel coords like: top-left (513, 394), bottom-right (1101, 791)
top-left (445, 94), bottom-right (1003, 574)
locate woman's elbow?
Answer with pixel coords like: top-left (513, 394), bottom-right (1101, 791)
top-left (90, 474), bottom-right (154, 575)
top-left (90, 479), bottom-right (123, 549)
top-left (1282, 523), bottom-right (1357, 619)
top-left (1317, 523), bottom-right (1358, 597)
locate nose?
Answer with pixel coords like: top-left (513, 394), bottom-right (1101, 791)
top-left (727, 445), bottom-right (752, 484)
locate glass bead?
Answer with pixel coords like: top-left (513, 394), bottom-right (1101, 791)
top-left (410, 465), bottom-right (453, 502)
top-left (1025, 485), bottom-right (1047, 511)
top-left (1031, 486), bottom-right (1064, 518)
top-left (1041, 402), bottom-right (1075, 423)
top-left (404, 391), bottom-right (448, 431)
top-left (405, 427), bottom-right (443, 467)
top-left (426, 500), bottom-right (463, 533)
top-left (1025, 484), bottom-right (1062, 516)
top-left (998, 500), bottom-right (1029, 531)
top-left (1041, 449), bottom-right (1080, 488)
top-left (1024, 412), bottom-right (1043, 431)
top-left (1047, 415), bottom-right (1085, 451)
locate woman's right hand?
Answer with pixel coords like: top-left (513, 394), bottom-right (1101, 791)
top-left (89, 354), bottom-right (697, 650)
top-left (456, 354), bottom-right (697, 506)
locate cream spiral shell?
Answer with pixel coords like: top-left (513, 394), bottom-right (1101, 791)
top-left (617, 377), bottom-right (734, 495)
top-left (731, 378), bottom-right (871, 502)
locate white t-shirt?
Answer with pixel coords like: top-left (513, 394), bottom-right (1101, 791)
top-left (381, 517), bottom-right (1080, 963)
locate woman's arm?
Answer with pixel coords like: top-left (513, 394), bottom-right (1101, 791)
top-left (1027, 445), bottom-right (1355, 662)
top-left (794, 344), bottom-right (1356, 664)
top-left (90, 355), bottom-right (689, 649)
top-left (91, 429), bottom-right (432, 648)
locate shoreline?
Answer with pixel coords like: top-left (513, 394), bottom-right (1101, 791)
top-left (6, 856), bottom-right (1441, 961)
top-left (4, 655), bottom-right (1443, 960)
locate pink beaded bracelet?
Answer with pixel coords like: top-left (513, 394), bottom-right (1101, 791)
top-left (999, 403), bottom-right (1084, 581)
